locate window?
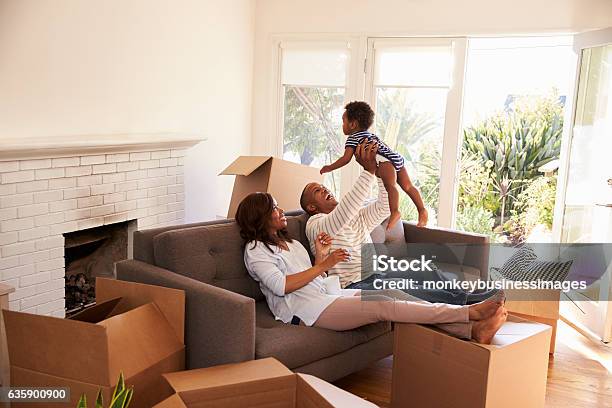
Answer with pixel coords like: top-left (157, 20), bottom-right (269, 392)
top-left (456, 37), bottom-right (574, 242)
top-left (271, 35), bottom-right (574, 234)
top-left (279, 43), bottom-right (351, 196)
top-left (366, 40), bottom-right (459, 225)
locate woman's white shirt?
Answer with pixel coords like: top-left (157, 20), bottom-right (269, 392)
top-left (244, 239), bottom-right (348, 326)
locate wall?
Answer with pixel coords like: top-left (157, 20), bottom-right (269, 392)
top-left (0, 0), bottom-right (256, 222)
top-left (251, 0), bottom-right (612, 154)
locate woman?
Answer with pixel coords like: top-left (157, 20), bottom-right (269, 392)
top-left (236, 192), bottom-right (507, 344)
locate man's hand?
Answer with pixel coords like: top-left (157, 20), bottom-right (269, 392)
top-left (354, 141), bottom-right (378, 175)
top-left (320, 165), bottom-right (332, 175)
top-left (314, 232), bottom-right (332, 258)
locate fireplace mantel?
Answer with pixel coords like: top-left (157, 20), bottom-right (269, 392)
top-left (0, 133), bottom-right (204, 160)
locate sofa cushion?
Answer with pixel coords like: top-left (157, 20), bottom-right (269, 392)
top-left (152, 213), bottom-right (312, 301)
top-left (254, 301), bottom-right (391, 369)
top-left (437, 262), bottom-right (481, 282)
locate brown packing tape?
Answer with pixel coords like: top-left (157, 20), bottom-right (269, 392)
top-left (2, 309), bottom-right (111, 385)
top-left (96, 277), bottom-right (185, 343)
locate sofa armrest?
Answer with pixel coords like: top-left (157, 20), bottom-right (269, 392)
top-left (402, 221), bottom-right (490, 280)
top-left (116, 259), bottom-right (256, 368)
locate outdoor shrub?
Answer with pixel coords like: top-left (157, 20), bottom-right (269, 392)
top-left (455, 205), bottom-right (495, 236)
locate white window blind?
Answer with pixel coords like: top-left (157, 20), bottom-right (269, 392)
top-left (374, 44), bottom-right (453, 87)
top-left (281, 45), bottom-right (350, 87)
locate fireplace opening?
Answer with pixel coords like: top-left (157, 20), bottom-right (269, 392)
top-left (63, 220), bottom-right (134, 317)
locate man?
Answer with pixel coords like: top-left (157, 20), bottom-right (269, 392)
top-left (301, 141), bottom-right (497, 305)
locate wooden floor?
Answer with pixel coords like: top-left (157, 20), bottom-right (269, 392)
top-left (334, 320), bottom-right (612, 407)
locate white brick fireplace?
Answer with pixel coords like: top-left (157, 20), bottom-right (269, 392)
top-left (0, 135), bottom-right (202, 317)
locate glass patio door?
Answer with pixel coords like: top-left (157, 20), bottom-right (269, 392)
top-left (364, 38), bottom-right (467, 227)
top-left (556, 28), bottom-right (612, 343)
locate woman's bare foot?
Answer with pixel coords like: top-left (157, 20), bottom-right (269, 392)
top-left (468, 296), bottom-right (503, 320)
top-left (472, 307), bottom-right (508, 344)
top-left (387, 210), bottom-right (402, 230)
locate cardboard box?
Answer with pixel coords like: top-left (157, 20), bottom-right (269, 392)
top-left (504, 288), bottom-right (560, 353)
top-left (2, 278), bottom-right (185, 408)
top-left (391, 315), bottom-right (552, 408)
top-left (153, 357), bottom-right (377, 408)
top-left (220, 156), bottom-right (323, 218)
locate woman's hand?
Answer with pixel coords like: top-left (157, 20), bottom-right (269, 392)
top-left (314, 232), bottom-right (332, 258)
top-left (321, 249), bottom-right (351, 270)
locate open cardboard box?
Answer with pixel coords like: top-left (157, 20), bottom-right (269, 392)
top-left (504, 288), bottom-right (560, 353)
top-left (153, 357), bottom-right (377, 408)
top-left (2, 278), bottom-right (185, 408)
top-left (392, 314), bottom-right (552, 408)
top-left (220, 156), bottom-right (323, 218)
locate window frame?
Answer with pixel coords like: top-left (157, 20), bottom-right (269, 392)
top-left (270, 35), bottom-right (468, 227)
top-left (271, 35), bottom-right (364, 197)
top-left (364, 37), bottom-right (468, 227)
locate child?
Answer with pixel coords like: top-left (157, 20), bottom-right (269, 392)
top-left (320, 101), bottom-right (428, 229)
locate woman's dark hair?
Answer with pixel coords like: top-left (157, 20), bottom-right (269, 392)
top-left (235, 192), bottom-right (292, 252)
top-left (345, 101), bottom-right (375, 130)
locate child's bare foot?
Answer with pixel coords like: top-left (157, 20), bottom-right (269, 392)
top-left (387, 211), bottom-right (402, 230)
top-left (472, 307), bottom-right (508, 344)
top-left (468, 297), bottom-right (503, 320)
top-left (417, 208), bottom-right (428, 227)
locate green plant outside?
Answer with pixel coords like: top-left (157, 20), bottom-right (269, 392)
top-left (281, 84), bottom-right (563, 242)
top-left (459, 92), bottom-right (563, 241)
top-left (76, 372), bottom-right (133, 408)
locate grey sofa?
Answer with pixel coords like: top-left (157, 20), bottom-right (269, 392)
top-left (115, 211), bottom-right (489, 382)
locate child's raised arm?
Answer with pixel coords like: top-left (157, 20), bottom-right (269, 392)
top-left (320, 147), bottom-right (354, 174)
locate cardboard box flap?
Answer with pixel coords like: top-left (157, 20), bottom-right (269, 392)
top-left (296, 374), bottom-right (378, 408)
top-left (154, 394), bottom-right (188, 408)
top-left (164, 358), bottom-right (295, 406)
top-left (102, 302), bottom-right (184, 383)
top-left (69, 297), bottom-right (122, 323)
top-left (163, 358), bottom-right (292, 393)
top-left (2, 309), bottom-right (111, 385)
top-left (267, 159), bottom-right (324, 213)
top-left (96, 277), bottom-right (185, 343)
top-left (219, 156), bottom-right (273, 176)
